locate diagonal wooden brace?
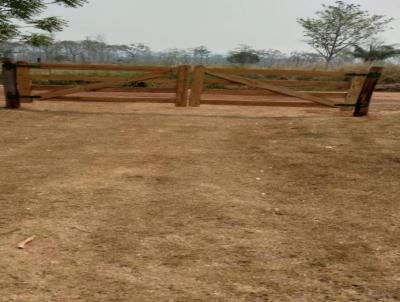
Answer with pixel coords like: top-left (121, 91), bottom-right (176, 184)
top-left (39, 70), bottom-right (172, 100)
top-left (205, 70), bottom-right (337, 107)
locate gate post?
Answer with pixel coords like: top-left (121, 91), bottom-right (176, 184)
top-left (353, 66), bottom-right (383, 117)
top-left (2, 59), bottom-right (20, 109)
top-left (16, 61), bottom-right (32, 103)
top-left (343, 75), bottom-right (367, 111)
top-left (189, 65), bottom-right (205, 107)
top-left (176, 65), bottom-right (190, 107)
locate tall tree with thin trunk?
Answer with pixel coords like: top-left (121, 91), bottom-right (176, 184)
top-left (298, 1), bottom-right (393, 68)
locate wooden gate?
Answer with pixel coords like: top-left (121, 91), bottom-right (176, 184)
top-left (9, 62), bottom-right (190, 106)
top-left (189, 66), bottom-right (383, 116)
top-left (2, 61), bottom-right (382, 116)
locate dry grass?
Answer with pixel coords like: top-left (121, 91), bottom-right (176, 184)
top-left (0, 103), bottom-right (399, 301)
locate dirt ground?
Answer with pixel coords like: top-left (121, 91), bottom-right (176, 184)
top-left (0, 93), bottom-right (400, 301)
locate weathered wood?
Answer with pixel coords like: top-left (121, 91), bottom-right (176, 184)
top-left (32, 85), bottom-right (176, 93)
top-left (201, 99), bottom-right (325, 107)
top-left (204, 78), bottom-right (350, 89)
top-left (342, 75), bottom-right (367, 111)
top-left (203, 89), bottom-right (347, 98)
top-left (45, 96), bottom-right (176, 103)
top-left (39, 71), bottom-right (170, 100)
top-left (176, 65), bottom-right (190, 107)
top-left (190, 66), bottom-right (206, 107)
top-left (206, 67), bottom-right (347, 78)
top-left (205, 70), bottom-right (337, 107)
top-left (353, 66), bottom-right (384, 117)
top-left (2, 60), bottom-right (20, 109)
top-left (31, 75), bottom-right (176, 85)
top-left (25, 63), bottom-right (172, 72)
top-left (16, 61), bottom-right (32, 103)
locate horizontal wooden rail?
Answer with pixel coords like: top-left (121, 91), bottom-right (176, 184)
top-left (39, 71), bottom-right (170, 100)
top-left (31, 75), bottom-right (175, 83)
top-left (19, 63), bottom-right (173, 72)
top-left (45, 96), bottom-right (176, 103)
top-left (32, 85), bottom-right (177, 93)
top-left (206, 70), bottom-right (337, 107)
top-left (203, 79), bottom-right (350, 90)
top-left (201, 100), bottom-right (325, 107)
top-left (203, 89), bottom-right (348, 98)
top-left (205, 67), bottom-right (348, 78)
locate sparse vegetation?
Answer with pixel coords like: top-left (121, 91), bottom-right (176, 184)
top-left (298, 1), bottom-right (393, 68)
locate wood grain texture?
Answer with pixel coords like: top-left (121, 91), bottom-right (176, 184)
top-left (204, 79), bottom-right (350, 90)
top-left (16, 61), bottom-right (32, 103)
top-left (205, 70), bottom-right (337, 107)
top-left (44, 96), bottom-right (176, 103)
top-left (201, 99), bottom-right (325, 107)
top-left (203, 89), bottom-right (347, 98)
top-left (176, 65), bottom-right (190, 107)
top-left (190, 66), bottom-right (206, 107)
top-left (39, 71), bottom-right (170, 100)
top-left (24, 63), bottom-right (173, 72)
top-left (206, 67), bottom-right (347, 78)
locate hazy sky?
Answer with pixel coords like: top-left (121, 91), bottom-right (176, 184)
top-left (45, 0), bottom-right (400, 53)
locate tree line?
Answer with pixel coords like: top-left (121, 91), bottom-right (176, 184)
top-left (0, 0), bottom-right (399, 68)
top-left (0, 39), bottom-right (354, 67)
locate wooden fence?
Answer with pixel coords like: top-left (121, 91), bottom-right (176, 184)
top-left (2, 61), bottom-right (383, 116)
top-left (190, 66), bottom-right (383, 117)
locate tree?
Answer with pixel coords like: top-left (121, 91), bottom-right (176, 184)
top-left (190, 46), bottom-right (211, 64)
top-left (298, 1), bottom-right (393, 68)
top-left (227, 45), bottom-right (260, 66)
top-left (58, 40), bottom-right (83, 62)
top-left (257, 49), bottom-right (286, 67)
top-left (125, 43), bottom-right (151, 62)
top-left (0, 0), bottom-right (88, 43)
top-left (352, 43), bottom-right (400, 63)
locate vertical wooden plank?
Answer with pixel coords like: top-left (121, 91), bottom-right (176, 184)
top-left (189, 65), bottom-right (205, 107)
top-left (16, 61), bottom-right (32, 103)
top-left (342, 75), bottom-right (367, 111)
top-left (353, 66), bottom-right (384, 117)
top-left (176, 65), bottom-right (190, 107)
top-left (2, 60), bottom-right (20, 109)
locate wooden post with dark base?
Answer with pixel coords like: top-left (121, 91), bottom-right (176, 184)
top-left (353, 66), bottom-right (383, 117)
top-left (176, 65), bottom-right (190, 107)
top-left (2, 60), bottom-right (20, 109)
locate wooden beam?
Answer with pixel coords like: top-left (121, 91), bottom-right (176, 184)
top-left (32, 85), bottom-right (177, 94)
top-left (2, 60), bottom-right (20, 109)
top-left (203, 89), bottom-right (347, 98)
top-left (176, 65), bottom-right (190, 107)
top-left (205, 67), bottom-right (347, 78)
top-left (23, 63), bottom-right (172, 72)
top-left (39, 71), bottom-right (170, 100)
top-left (353, 66), bottom-right (384, 117)
top-left (45, 96), bottom-right (176, 103)
top-left (205, 70), bottom-right (337, 107)
top-left (16, 61), bottom-right (32, 103)
top-left (201, 99), bottom-right (325, 107)
top-left (190, 66), bottom-right (206, 107)
top-left (204, 78), bottom-right (350, 89)
top-left (343, 74), bottom-right (367, 111)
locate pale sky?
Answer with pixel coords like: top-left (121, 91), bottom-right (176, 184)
top-left (45, 0), bottom-right (400, 53)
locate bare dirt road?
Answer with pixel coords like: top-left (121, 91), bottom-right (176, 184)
top-left (0, 94), bottom-right (399, 301)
